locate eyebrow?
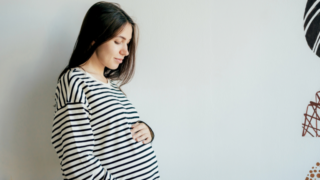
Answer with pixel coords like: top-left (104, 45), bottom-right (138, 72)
top-left (117, 36), bottom-right (131, 41)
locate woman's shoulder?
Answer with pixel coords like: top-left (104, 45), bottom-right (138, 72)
top-left (55, 68), bottom-right (90, 99)
top-left (58, 67), bottom-right (87, 84)
top-left (58, 67), bottom-right (120, 90)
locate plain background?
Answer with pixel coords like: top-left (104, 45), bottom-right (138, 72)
top-left (1, 0), bottom-right (319, 179)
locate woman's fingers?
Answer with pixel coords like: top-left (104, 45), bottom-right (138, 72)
top-left (131, 122), bottom-right (152, 143)
top-left (131, 123), bottom-right (144, 134)
top-left (143, 137), bottom-right (151, 144)
top-left (136, 134), bottom-right (148, 143)
top-left (132, 129), bottom-right (147, 140)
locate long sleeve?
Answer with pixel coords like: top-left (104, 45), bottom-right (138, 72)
top-left (51, 68), bottom-right (161, 179)
top-left (51, 72), bottom-right (115, 180)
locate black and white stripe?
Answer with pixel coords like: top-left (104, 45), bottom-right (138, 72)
top-left (304, 0), bottom-right (320, 57)
top-left (51, 67), bottom-right (160, 180)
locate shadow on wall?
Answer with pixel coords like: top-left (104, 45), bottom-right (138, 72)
top-left (2, 8), bottom-right (79, 180)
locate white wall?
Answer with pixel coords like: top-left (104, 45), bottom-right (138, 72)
top-left (0, 0), bottom-right (318, 179)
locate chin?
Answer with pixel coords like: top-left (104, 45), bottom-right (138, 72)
top-left (106, 65), bottom-right (119, 70)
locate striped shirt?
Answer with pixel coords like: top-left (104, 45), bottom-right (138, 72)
top-left (51, 67), bottom-right (160, 180)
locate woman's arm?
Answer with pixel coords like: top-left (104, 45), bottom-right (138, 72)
top-left (51, 75), bottom-right (115, 180)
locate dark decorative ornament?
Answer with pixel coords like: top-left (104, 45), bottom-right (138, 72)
top-left (304, 0), bottom-right (320, 57)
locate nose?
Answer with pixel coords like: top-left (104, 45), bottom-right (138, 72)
top-left (120, 45), bottom-right (129, 56)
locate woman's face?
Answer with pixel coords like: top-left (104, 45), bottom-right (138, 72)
top-left (95, 22), bottom-right (132, 70)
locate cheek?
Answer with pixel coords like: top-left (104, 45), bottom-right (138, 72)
top-left (100, 44), bottom-right (119, 57)
top-left (96, 47), bottom-right (111, 59)
top-left (110, 45), bottom-right (120, 55)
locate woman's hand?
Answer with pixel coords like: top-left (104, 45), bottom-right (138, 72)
top-left (131, 122), bottom-right (153, 144)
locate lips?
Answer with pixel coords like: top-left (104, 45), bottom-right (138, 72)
top-left (115, 58), bottom-right (123, 63)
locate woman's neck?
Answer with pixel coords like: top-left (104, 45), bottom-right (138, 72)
top-left (80, 52), bottom-right (105, 76)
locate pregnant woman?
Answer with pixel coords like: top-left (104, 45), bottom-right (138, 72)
top-left (51, 2), bottom-right (160, 179)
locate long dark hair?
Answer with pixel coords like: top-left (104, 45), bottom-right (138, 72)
top-left (57, 1), bottom-right (138, 96)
